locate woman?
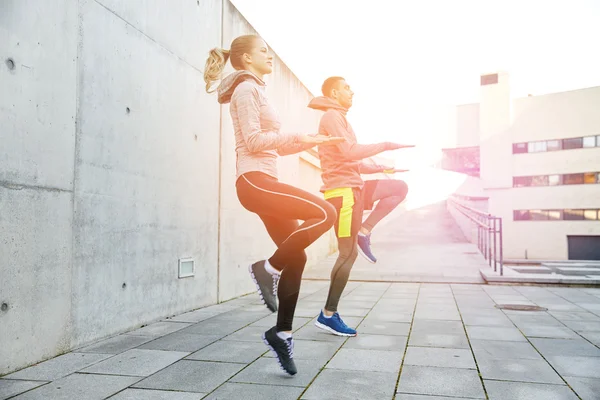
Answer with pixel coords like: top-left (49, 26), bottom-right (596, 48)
top-left (204, 35), bottom-right (342, 376)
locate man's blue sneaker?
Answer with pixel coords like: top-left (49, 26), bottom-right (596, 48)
top-left (357, 233), bottom-right (377, 263)
top-left (315, 311), bottom-right (357, 336)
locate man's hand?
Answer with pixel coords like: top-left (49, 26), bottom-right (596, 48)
top-left (383, 168), bottom-right (410, 174)
top-left (386, 143), bottom-right (416, 150)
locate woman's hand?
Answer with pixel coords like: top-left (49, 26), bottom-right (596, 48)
top-left (300, 134), bottom-right (346, 146)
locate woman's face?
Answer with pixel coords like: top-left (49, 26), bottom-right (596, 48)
top-left (244, 39), bottom-right (273, 76)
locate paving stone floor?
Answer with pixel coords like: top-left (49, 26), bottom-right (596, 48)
top-left (2, 281), bottom-right (600, 399)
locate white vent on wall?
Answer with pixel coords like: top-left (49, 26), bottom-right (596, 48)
top-left (178, 258), bottom-right (195, 278)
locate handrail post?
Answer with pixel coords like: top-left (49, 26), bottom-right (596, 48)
top-left (493, 217), bottom-right (497, 272)
top-left (499, 218), bottom-right (504, 276)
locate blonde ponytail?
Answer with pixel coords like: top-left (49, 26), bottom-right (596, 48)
top-left (204, 47), bottom-right (230, 93)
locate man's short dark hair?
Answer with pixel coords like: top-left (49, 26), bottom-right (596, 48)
top-left (321, 76), bottom-right (345, 97)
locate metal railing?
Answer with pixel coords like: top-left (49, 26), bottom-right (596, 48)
top-left (448, 196), bottom-right (504, 275)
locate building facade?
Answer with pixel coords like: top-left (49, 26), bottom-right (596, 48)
top-left (447, 72), bottom-right (600, 260)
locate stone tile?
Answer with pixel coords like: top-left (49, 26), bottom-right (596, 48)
top-left (478, 358), bottom-right (563, 384)
top-left (537, 303), bottom-right (586, 312)
top-left (579, 331), bottom-right (600, 346)
top-left (470, 340), bottom-right (542, 360)
top-left (180, 319), bottom-right (248, 336)
top-left (231, 357), bottom-right (323, 387)
top-left (404, 347), bottom-right (476, 369)
top-left (337, 307), bottom-right (371, 317)
top-left (396, 395), bottom-right (479, 400)
top-left (326, 349), bottom-right (403, 373)
top-left (186, 340), bottom-right (267, 363)
top-left (548, 311), bottom-right (600, 322)
top-left (211, 310), bottom-right (271, 324)
top-left (338, 300), bottom-right (378, 308)
top-left (462, 315), bottom-right (514, 327)
top-left (484, 380), bottom-right (578, 400)
top-left (343, 334), bottom-right (407, 352)
top-left (563, 376), bottom-right (600, 400)
top-left (416, 297), bottom-right (455, 305)
top-left (293, 324), bottom-right (348, 342)
top-left (466, 326), bottom-right (527, 342)
top-left (133, 360), bottom-right (244, 393)
top-left (126, 322), bottom-right (190, 337)
top-left (221, 326), bottom-right (267, 342)
top-left (165, 309), bottom-right (222, 323)
top-left (138, 333), bottom-right (221, 352)
top-left (397, 366), bottom-right (485, 398)
top-left (411, 319), bottom-right (464, 333)
top-left (204, 382), bottom-right (303, 400)
top-left (376, 299), bottom-right (417, 308)
top-left (520, 325), bottom-right (579, 339)
top-left (81, 349), bottom-right (188, 377)
top-left (357, 320), bottom-right (410, 336)
top-left (381, 292), bottom-right (419, 299)
top-left (414, 308), bottom-right (461, 321)
top-left (546, 356), bottom-right (600, 379)
top-left (302, 369), bottom-right (397, 400)
top-left (529, 338), bottom-right (600, 357)
top-left (107, 388), bottom-right (203, 399)
top-left (9, 373), bottom-right (140, 400)
top-left (408, 332), bottom-right (469, 349)
top-left (5, 353), bottom-right (112, 381)
top-left (250, 315), bottom-right (311, 330)
top-left (508, 314), bottom-right (564, 328)
top-left (561, 320), bottom-right (600, 332)
top-left (264, 339), bottom-right (342, 361)
top-left (0, 380), bottom-right (47, 400)
top-left (366, 311), bottom-right (413, 323)
top-left (77, 335), bottom-right (154, 354)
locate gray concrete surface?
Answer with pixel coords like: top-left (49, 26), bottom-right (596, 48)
top-left (2, 281), bottom-right (599, 399)
top-left (304, 201), bottom-right (488, 283)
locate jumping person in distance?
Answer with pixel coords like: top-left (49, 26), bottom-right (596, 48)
top-left (308, 76), bottom-right (411, 336)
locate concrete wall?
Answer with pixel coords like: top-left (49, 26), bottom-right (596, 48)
top-left (216, 0), bottom-right (329, 302)
top-left (0, 0), bottom-right (331, 374)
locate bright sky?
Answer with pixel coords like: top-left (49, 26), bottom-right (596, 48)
top-left (230, 0), bottom-right (600, 167)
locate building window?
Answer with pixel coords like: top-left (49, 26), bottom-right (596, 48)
top-left (513, 135), bottom-right (600, 154)
top-left (548, 175), bottom-right (561, 185)
top-left (564, 209), bottom-right (585, 220)
top-left (513, 143), bottom-right (528, 154)
top-left (528, 141), bottom-right (547, 153)
top-left (514, 210), bottom-right (531, 220)
top-left (547, 210), bottom-right (562, 220)
top-left (583, 136), bottom-right (597, 148)
top-left (513, 176), bottom-right (532, 187)
top-left (530, 210), bottom-right (549, 220)
top-left (481, 73), bottom-right (498, 85)
top-left (514, 172), bottom-right (598, 187)
top-left (547, 140), bottom-right (562, 151)
top-left (563, 173), bottom-right (584, 185)
top-left (514, 208), bottom-right (600, 221)
top-left (531, 175), bottom-right (549, 186)
top-left (584, 172), bottom-right (598, 184)
top-left (563, 137), bottom-right (583, 150)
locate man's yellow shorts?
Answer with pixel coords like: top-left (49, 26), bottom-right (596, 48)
top-left (324, 187), bottom-right (364, 239)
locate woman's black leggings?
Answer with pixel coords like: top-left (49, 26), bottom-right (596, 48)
top-left (236, 172), bottom-right (337, 331)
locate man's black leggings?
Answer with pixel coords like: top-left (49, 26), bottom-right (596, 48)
top-left (324, 179), bottom-right (408, 312)
top-left (236, 172), bottom-right (337, 331)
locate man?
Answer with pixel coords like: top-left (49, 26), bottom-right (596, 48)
top-left (307, 76), bottom-right (411, 336)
